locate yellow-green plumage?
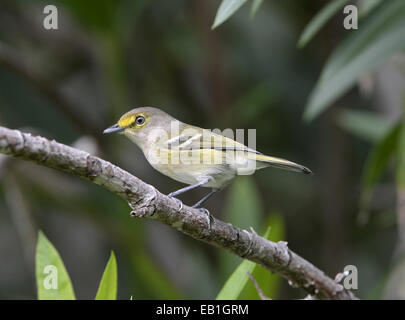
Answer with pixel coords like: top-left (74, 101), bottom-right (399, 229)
top-left (104, 107), bottom-right (312, 191)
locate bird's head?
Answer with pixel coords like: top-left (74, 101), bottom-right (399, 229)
top-left (103, 107), bottom-right (176, 147)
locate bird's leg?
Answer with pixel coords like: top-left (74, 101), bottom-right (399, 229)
top-left (192, 189), bottom-right (218, 208)
top-left (168, 178), bottom-right (212, 212)
top-left (168, 177), bottom-right (211, 197)
top-left (191, 189), bottom-right (219, 228)
top-left (197, 208), bottom-right (214, 229)
top-left (168, 178), bottom-right (215, 224)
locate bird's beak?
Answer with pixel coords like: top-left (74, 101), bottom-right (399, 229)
top-left (103, 124), bottom-right (126, 134)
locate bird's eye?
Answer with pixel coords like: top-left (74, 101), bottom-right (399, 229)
top-left (135, 116), bottom-right (145, 125)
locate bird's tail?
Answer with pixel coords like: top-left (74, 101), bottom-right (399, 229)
top-left (247, 153), bottom-right (312, 175)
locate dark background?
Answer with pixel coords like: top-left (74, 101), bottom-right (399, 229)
top-left (0, 0), bottom-right (403, 299)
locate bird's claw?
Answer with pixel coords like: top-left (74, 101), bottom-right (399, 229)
top-left (169, 195), bottom-right (183, 212)
top-left (196, 207), bottom-right (213, 228)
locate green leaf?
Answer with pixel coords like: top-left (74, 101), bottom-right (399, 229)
top-left (250, 0), bottom-right (264, 19)
top-left (396, 121), bottom-right (405, 189)
top-left (220, 176), bottom-right (263, 276)
top-left (216, 227), bottom-right (270, 300)
top-left (336, 109), bottom-right (392, 143)
top-left (95, 251), bottom-right (118, 300)
top-left (216, 258), bottom-right (256, 300)
top-left (212, 0), bottom-right (249, 29)
top-left (240, 213), bottom-right (284, 299)
top-left (297, 0), bottom-right (350, 48)
top-left (36, 231), bottom-right (76, 300)
top-left (362, 124), bottom-right (399, 189)
top-left (359, 123), bottom-right (400, 217)
top-left (224, 176), bottom-right (263, 230)
top-left (304, 0), bottom-right (405, 121)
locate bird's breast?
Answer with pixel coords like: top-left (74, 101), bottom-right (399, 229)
top-left (143, 147), bottom-right (236, 188)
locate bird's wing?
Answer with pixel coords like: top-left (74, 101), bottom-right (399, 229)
top-left (163, 125), bottom-right (312, 175)
top-left (165, 126), bottom-right (261, 154)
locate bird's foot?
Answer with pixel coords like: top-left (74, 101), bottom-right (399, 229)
top-left (168, 195), bottom-right (183, 212)
top-left (193, 206), bottom-right (214, 228)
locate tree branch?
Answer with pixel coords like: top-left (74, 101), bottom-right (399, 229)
top-left (0, 126), bottom-right (358, 300)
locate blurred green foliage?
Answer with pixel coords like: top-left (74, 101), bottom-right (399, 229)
top-left (304, 0), bottom-right (405, 120)
top-left (239, 213), bottom-right (284, 299)
top-left (0, 0), bottom-right (404, 300)
top-left (297, 0), bottom-right (350, 48)
top-left (336, 109), bottom-right (392, 143)
top-left (218, 176), bottom-right (283, 299)
top-left (216, 226), bottom-right (271, 300)
top-left (360, 124), bottom-right (400, 219)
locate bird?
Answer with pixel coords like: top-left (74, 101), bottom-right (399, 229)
top-left (103, 107), bottom-right (312, 213)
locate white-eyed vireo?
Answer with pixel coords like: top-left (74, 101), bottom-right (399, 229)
top-left (104, 107), bottom-right (311, 211)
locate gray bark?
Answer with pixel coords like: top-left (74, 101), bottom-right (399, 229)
top-left (0, 126), bottom-right (357, 299)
